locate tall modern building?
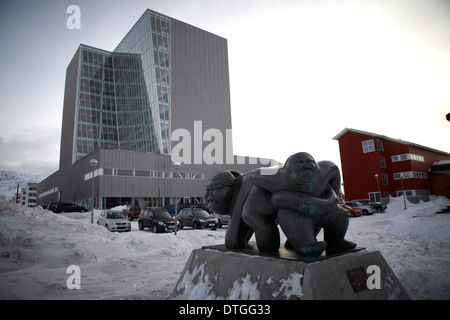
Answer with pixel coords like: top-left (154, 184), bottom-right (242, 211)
top-left (38, 9), bottom-right (275, 209)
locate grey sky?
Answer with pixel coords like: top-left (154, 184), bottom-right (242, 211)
top-left (1, 0), bottom-right (449, 177)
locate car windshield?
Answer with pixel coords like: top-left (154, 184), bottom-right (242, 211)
top-left (193, 210), bottom-right (211, 218)
top-left (153, 210), bottom-right (172, 219)
top-left (107, 211), bottom-right (126, 219)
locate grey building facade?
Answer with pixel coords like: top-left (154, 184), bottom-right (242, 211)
top-left (38, 9), bottom-right (276, 209)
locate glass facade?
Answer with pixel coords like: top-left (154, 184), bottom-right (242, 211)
top-left (74, 10), bottom-right (171, 162)
top-left (76, 46), bottom-right (119, 162)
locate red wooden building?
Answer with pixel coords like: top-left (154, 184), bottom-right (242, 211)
top-left (333, 128), bottom-right (450, 203)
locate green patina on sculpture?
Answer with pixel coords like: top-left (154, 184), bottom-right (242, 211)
top-left (206, 152), bottom-right (356, 257)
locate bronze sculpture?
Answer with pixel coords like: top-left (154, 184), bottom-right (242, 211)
top-left (205, 152), bottom-right (356, 257)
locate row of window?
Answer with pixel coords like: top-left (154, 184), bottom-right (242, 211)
top-left (78, 108), bottom-right (117, 126)
top-left (376, 171), bottom-right (428, 187)
top-left (81, 65), bottom-right (115, 82)
top-left (80, 93), bottom-right (116, 111)
top-left (80, 78), bottom-right (115, 96)
top-left (391, 153), bottom-right (424, 163)
top-left (77, 124), bottom-right (118, 140)
top-left (150, 14), bottom-right (170, 35)
top-left (82, 49), bottom-right (113, 68)
top-left (84, 168), bottom-right (205, 181)
top-left (38, 187), bottom-right (59, 198)
top-left (396, 189), bottom-right (430, 197)
top-left (394, 171), bottom-right (428, 180)
top-left (76, 138), bottom-right (118, 155)
top-left (363, 139), bottom-right (426, 163)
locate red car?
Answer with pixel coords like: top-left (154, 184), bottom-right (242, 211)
top-left (122, 206), bottom-right (141, 221)
top-left (340, 204), bottom-right (362, 217)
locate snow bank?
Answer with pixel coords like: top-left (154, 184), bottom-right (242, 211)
top-left (346, 196), bottom-right (450, 300)
top-left (0, 196), bottom-right (449, 300)
top-left (0, 201), bottom-right (225, 299)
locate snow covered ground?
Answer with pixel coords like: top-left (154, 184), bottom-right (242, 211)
top-left (0, 196), bottom-right (449, 300)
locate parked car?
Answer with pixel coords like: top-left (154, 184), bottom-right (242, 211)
top-left (49, 202), bottom-right (88, 213)
top-left (211, 212), bottom-right (230, 228)
top-left (46, 202), bottom-right (60, 212)
top-left (97, 210), bottom-right (131, 232)
top-left (178, 208), bottom-right (218, 230)
top-left (138, 207), bottom-right (177, 233)
top-left (344, 201), bottom-right (376, 215)
top-left (122, 206), bottom-right (141, 220)
top-left (339, 204), bottom-right (362, 217)
top-left (354, 199), bottom-right (387, 213)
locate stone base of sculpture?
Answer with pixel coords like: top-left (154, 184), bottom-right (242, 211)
top-left (172, 243), bottom-right (410, 300)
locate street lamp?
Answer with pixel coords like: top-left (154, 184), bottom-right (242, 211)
top-left (399, 174), bottom-right (407, 210)
top-left (374, 174), bottom-right (381, 202)
top-left (173, 161), bottom-right (181, 235)
top-left (89, 159), bottom-right (98, 224)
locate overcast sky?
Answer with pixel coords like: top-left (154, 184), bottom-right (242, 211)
top-left (0, 0), bottom-right (449, 177)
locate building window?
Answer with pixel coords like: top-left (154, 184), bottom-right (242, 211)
top-left (379, 156), bottom-right (386, 168)
top-left (382, 173), bottom-right (389, 186)
top-left (362, 139), bottom-right (375, 153)
top-left (377, 139), bottom-right (384, 152)
top-left (396, 189), bottom-right (430, 197)
top-left (391, 153), bottom-right (424, 163)
top-left (394, 171), bottom-right (428, 180)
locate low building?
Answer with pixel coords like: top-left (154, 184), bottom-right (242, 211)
top-left (333, 128), bottom-right (450, 203)
top-left (20, 183), bottom-right (38, 208)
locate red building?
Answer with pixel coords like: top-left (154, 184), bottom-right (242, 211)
top-left (333, 128), bottom-right (450, 203)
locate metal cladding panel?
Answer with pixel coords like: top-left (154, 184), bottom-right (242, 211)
top-left (59, 47), bottom-right (81, 171)
top-left (170, 18), bottom-right (233, 160)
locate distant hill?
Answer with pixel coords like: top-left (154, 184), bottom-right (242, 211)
top-left (0, 170), bottom-right (45, 200)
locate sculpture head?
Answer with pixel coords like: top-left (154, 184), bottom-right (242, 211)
top-left (205, 170), bottom-right (239, 214)
top-left (287, 152), bottom-right (318, 194)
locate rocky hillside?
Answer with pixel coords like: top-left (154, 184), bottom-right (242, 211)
top-left (0, 170), bottom-right (44, 200)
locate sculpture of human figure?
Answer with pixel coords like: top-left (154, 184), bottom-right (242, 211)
top-left (205, 170), bottom-right (257, 250)
top-left (251, 152), bottom-right (356, 257)
top-left (205, 152), bottom-right (356, 257)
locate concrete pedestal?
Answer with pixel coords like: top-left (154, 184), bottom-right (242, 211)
top-left (172, 242), bottom-right (409, 300)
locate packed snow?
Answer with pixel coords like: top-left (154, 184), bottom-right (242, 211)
top-left (0, 196), bottom-right (449, 300)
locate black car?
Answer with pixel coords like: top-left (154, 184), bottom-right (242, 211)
top-left (178, 208), bottom-right (218, 230)
top-left (46, 202), bottom-right (60, 212)
top-left (48, 202), bottom-right (87, 213)
top-left (138, 207), bottom-right (177, 233)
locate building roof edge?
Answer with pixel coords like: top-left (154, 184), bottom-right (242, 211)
top-left (333, 128), bottom-right (450, 156)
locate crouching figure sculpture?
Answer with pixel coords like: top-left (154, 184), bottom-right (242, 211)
top-left (205, 152), bottom-right (356, 258)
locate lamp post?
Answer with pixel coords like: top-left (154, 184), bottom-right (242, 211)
top-left (400, 174), bottom-right (407, 210)
top-left (89, 159), bottom-right (98, 224)
top-left (173, 161), bottom-right (181, 235)
top-left (374, 174), bottom-right (381, 202)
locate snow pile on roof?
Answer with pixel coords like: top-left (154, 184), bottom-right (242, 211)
top-left (432, 159), bottom-right (450, 166)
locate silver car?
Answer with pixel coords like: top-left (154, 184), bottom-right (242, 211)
top-left (344, 201), bottom-right (376, 215)
top-left (97, 210), bottom-right (131, 232)
top-left (212, 213), bottom-right (230, 228)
